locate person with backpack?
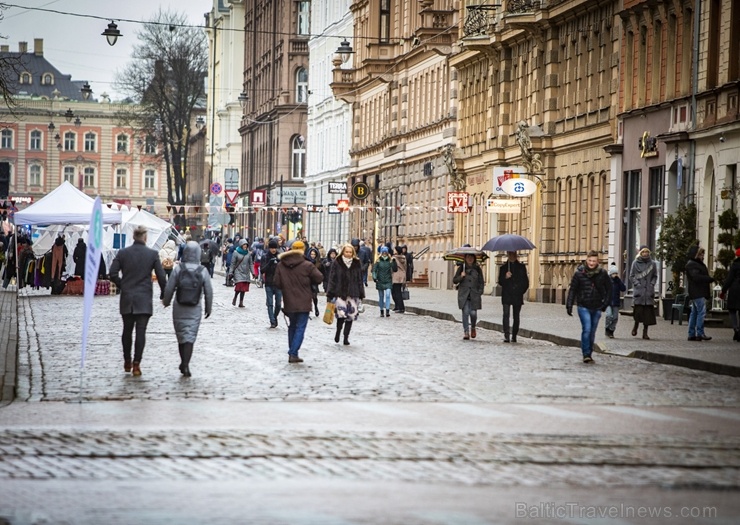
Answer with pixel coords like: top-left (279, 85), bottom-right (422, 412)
top-left (162, 241), bottom-right (213, 377)
top-left (260, 238), bottom-right (282, 328)
top-left (228, 238), bottom-right (254, 307)
top-left (200, 240), bottom-right (215, 277)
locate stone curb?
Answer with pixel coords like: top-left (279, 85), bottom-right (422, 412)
top-left (0, 288), bottom-right (18, 406)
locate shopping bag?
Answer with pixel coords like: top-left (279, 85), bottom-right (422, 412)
top-left (323, 301), bottom-right (336, 324)
top-left (402, 286), bottom-right (410, 301)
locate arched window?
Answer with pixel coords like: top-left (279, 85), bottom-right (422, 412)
top-left (297, 1), bottom-right (310, 35)
top-left (296, 67), bottom-right (308, 103)
top-left (291, 135), bottom-right (306, 179)
top-left (84, 132), bottom-right (96, 152)
top-left (29, 130), bottom-right (42, 150)
top-left (20, 72), bottom-right (32, 85)
top-left (64, 131), bottom-right (76, 151)
top-left (29, 165), bottom-right (42, 186)
top-left (42, 73), bottom-right (53, 85)
top-left (116, 133), bottom-right (129, 153)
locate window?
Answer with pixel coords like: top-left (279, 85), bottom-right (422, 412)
top-left (42, 73), bottom-right (53, 85)
top-left (29, 130), bottom-right (42, 150)
top-left (291, 136), bottom-right (306, 179)
top-left (115, 168), bottom-right (127, 189)
top-left (83, 167), bottom-right (95, 187)
top-left (1, 129), bottom-right (13, 149)
top-left (116, 134), bottom-right (129, 153)
top-left (623, 170), bottom-right (642, 266)
top-left (64, 131), bottom-right (76, 151)
top-left (144, 135), bottom-right (156, 154)
top-left (29, 165), bottom-right (42, 186)
top-left (297, 1), bottom-right (310, 35)
top-left (144, 169), bottom-right (155, 190)
top-left (648, 167), bottom-right (664, 248)
top-left (380, 0), bottom-right (391, 43)
top-left (20, 72), bottom-right (32, 84)
top-left (63, 166), bottom-right (75, 184)
top-left (296, 68), bottom-right (308, 103)
top-left (84, 132), bottom-right (96, 152)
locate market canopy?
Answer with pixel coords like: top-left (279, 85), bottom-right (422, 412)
top-left (13, 181), bottom-right (123, 226)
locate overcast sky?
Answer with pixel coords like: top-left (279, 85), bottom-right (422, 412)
top-left (1, 0), bottom-right (210, 101)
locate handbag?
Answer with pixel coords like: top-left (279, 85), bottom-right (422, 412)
top-left (323, 301), bottom-right (336, 324)
top-left (162, 258), bottom-right (174, 270)
top-left (402, 286), bottom-right (410, 301)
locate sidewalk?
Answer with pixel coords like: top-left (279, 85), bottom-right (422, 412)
top-left (365, 285), bottom-right (740, 377)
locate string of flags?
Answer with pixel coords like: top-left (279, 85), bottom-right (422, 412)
top-left (104, 204), bottom-right (457, 215)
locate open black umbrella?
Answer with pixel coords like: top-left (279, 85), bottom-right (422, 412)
top-left (443, 247), bottom-right (489, 264)
top-left (482, 234), bottom-right (536, 252)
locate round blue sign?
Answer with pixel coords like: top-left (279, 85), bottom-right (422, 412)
top-left (210, 182), bottom-right (223, 195)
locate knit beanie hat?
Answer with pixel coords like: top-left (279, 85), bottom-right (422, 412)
top-left (268, 239), bottom-right (279, 249)
top-left (609, 265), bottom-right (618, 276)
top-left (292, 240), bottom-right (305, 251)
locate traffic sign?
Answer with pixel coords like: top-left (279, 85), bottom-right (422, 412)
top-left (224, 189), bottom-right (239, 205)
top-left (210, 182), bottom-right (223, 195)
top-left (250, 189), bottom-right (266, 207)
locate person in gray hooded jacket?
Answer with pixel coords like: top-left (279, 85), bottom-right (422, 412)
top-left (162, 241), bottom-right (213, 377)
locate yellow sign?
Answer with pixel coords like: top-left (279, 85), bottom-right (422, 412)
top-left (352, 182), bottom-right (370, 200)
top-left (486, 199), bottom-right (521, 214)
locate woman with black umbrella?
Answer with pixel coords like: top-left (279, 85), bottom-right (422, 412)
top-left (498, 251), bottom-right (529, 343)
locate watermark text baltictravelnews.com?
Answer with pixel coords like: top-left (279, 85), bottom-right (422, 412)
top-left (515, 502), bottom-right (718, 520)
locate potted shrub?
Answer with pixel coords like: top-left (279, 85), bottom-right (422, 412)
top-left (655, 202), bottom-right (697, 319)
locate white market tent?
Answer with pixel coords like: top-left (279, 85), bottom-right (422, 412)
top-left (14, 181), bottom-right (123, 226)
top-left (112, 207), bottom-right (178, 252)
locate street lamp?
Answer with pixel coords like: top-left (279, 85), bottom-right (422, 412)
top-left (102, 21), bottom-right (122, 46)
top-left (336, 39), bottom-right (354, 64)
top-left (64, 108), bottom-right (74, 123)
top-left (80, 82), bottom-right (92, 100)
top-left (74, 116), bottom-right (82, 128)
top-left (238, 91), bottom-right (249, 114)
top-left (195, 115), bottom-right (206, 130)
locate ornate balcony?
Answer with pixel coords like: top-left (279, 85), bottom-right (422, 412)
top-left (463, 5), bottom-right (499, 37)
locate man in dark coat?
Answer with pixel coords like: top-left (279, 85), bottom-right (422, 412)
top-left (273, 240), bottom-right (324, 363)
top-left (358, 240), bottom-right (373, 287)
top-left (260, 238), bottom-right (283, 328)
top-left (685, 244), bottom-right (715, 341)
top-left (721, 247), bottom-right (740, 342)
top-left (497, 251), bottom-right (529, 343)
top-left (109, 225), bottom-right (167, 376)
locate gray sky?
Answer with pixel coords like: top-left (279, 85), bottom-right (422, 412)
top-left (1, 0), bottom-right (210, 101)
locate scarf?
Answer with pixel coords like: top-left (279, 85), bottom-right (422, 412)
top-left (632, 255), bottom-right (655, 281)
top-left (584, 266), bottom-right (600, 278)
top-left (235, 245), bottom-right (248, 256)
top-left (342, 256), bottom-right (353, 268)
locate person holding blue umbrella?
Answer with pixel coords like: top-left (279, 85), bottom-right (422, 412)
top-left (498, 251), bottom-right (529, 343)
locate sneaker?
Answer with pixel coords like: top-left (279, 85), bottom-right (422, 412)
top-left (471, 328), bottom-right (477, 339)
top-left (269, 324), bottom-right (278, 329)
top-left (699, 335), bottom-right (712, 341)
top-left (124, 361), bottom-right (132, 373)
top-left (288, 355), bottom-right (304, 363)
top-left (583, 356), bottom-right (594, 363)
top-left (607, 331), bottom-right (614, 339)
top-left (132, 362), bottom-right (142, 376)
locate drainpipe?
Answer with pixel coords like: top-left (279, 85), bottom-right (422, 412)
top-left (688, 0), bottom-right (701, 208)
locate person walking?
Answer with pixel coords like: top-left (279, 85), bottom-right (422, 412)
top-left (306, 246), bottom-right (323, 317)
top-left (453, 253), bottom-right (485, 340)
top-left (604, 265), bottom-right (626, 338)
top-left (260, 238), bottom-right (282, 328)
top-left (686, 245), bottom-right (715, 341)
top-left (629, 246), bottom-right (658, 339)
top-left (109, 225), bottom-right (167, 376)
top-left (402, 244), bottom-right (414, 284)
top-left (321, 248), bottom-right (338, 292)
top-left (228, 238), bottom-right (254, 308)
top-left (721, 247), bottom-right (740, 342)
top-left (497, 251), bottom-right (529, 343)
top-left (158, 239), bottom-right (178, 283)
top-left (326, 243), bottom-right (366, 345)
top-left (162, 241), bottom-right (213, 377)
top-left (372, 246), bottom-right (393, 317)
top-left (566, 250), bottom-right (612, 363)
top-left (273, 240), bottom-right (324, 363)
top-left (391, 246), bottom-right (407, 313)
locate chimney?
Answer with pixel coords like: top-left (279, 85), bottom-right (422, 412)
top-left (18, 41), bottom-right (27, 53)
top-left (34, 39), bottom-right (43, 56)
top-left (0, 45), bottom-right (8, 53)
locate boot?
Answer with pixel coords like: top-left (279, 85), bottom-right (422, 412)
top-left (642, 327), bottom-right (650, 340)
top-left (504, 332), bottom-right (510, 343)
top-left (178, 343), bottom-right (185, 374)
top-left (232, 295), bottom-right (237, 306)
top-left (631, 321), bottom-right (638, 337)
top-left (343, 321), bottom-right (352, 345)
top-left (380, 310), bottom-right (385, 317)
top-left (181, 343), bottom-right (193, 377)
top-left (314, 300), bottom-right (320, 317)
top-left (734, 329), bottom-right (740, 342)
top-left (386, 309), bottom-right (390, 317)
top-left (335, 319), bottom-right (345, 343)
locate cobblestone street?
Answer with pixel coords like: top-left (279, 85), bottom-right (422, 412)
top-left (1, 281), bottom-right (740, 523)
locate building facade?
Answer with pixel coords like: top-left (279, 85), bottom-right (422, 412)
top-left (240, 0), bottom-right (310, 242)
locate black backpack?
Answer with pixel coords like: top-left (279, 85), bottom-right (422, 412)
top-left (176, 265), bottom-right (204, 306)
top-left (200, 245), bottom-right (212, 265)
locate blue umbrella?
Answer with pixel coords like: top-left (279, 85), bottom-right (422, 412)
top-left (482, 234), bottom-right (536, 252)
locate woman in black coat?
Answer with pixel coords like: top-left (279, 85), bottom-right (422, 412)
top-left (722, 249), bottom-right (740, 341)
top-left (326, 243), bottom-right (365, 345)
top-left (497, 251), bottom-right (529, 343)
top-left (73, 239), bottom-right (86, 276)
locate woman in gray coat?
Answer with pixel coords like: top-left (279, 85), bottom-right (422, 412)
top-left (629, 245), bottom-right (657, 339)
top-left (228, 238), bottom-right (254, 307)
top-left (162, 241), bottom-right (213, 377)
top-left (453, 253), bottom-right (485, 340)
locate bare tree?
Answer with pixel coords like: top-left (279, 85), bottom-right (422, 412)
top-left (116, 9), bottom-right (207, 206)
top-left (0, 3), bottom-right (24, 110)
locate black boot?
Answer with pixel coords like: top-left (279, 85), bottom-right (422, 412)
top-left (178, 344), bottom-right (185, 374)
top-left (343, 321), bottom-right (352, 345)
top-left (335, 319), bottom-right (345, 343)
top-left (380, 310), bottom-right (385, 317)
top-left (181, 343), bottom-right (193, 377)
top-left (734, 329), bottom-right (740, 342)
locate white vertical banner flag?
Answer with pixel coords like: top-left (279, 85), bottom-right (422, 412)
top-left (81, 197), bottom-right (103, 368)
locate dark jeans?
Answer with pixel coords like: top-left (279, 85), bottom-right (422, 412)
top-left (265, 285), bottom-right (283, 325)
top-left (121, 313), bottom-right (151, 363)
top-left (502, 303), bottom-right (522, 337)
top-left (286, 312), bottom-right (309, 357)
top-left (391, 283), bottom-right (405, 312)
top-left (577, 306), bottom-right (602, 357)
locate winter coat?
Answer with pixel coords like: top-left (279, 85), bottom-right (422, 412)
top-left (260, 250), bottom-right (281, 287)
top-left (629, 255), bottom-right (657, 306)
top-left (391, 254), bottom-right (407, 285)
top-left (566, 265), bottom-right (612, 311)
top-left (372, 254), bottom-right (393, 291)
top-left (73, 240), bottom-right (86, 276)
top-left (162, 241), bottom-right (213, 344)
top-left (358, 245), bottom-right (373, 269)
top-left (497, 260), bottom-right (529, 305)
top-left (109, 240), bottom-right (166, 316)
top-left (609, 276), bottom-right (627, 307)
top-left (453, 262), bottom-right (485, 310)
top-left (158, 240), bottom-right (178, 269)
top-left (326, 257), bottom-right (366, 301)
top-left (722, 258), bottom-right (740, 311)
top-left (229, 247), bottom-right (253, 284)
top-left (686, 257), bottom-right (714, 300)
top-left (405, 251), bottom-right (414, 282)
top-left (321, 250), bottom-right (338, 288)
top-left (273, 250), bottom-right (324, 313)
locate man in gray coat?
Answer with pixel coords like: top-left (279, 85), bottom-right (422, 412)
top-left (109, 225), bottom-right (166, 376)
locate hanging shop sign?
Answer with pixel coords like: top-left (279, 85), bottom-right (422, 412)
top-left (352, 182), bottom-right (370, 200)
top-left (493, 166), bottom-right (526, 195)
top-left (447, 191), bottom-right (469, 213)
top-left (486, 198), bottom-right (522, 214)
top-left (328, 181), bottom-right (348, 194)
top-left (501, 177), bottom-right (537, 197)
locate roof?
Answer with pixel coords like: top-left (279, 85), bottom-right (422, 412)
top-left (0, 51), bottom-right (90, 101)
